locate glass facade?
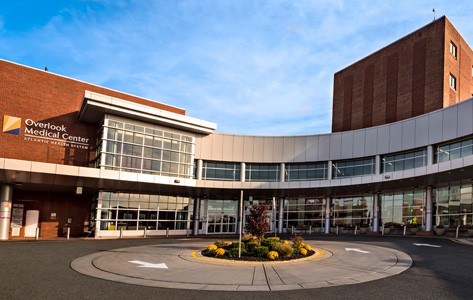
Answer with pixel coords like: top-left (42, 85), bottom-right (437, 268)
top-left (435, 137), bottom-right (473, 163)
top-left (382, 149), bottom-right (427, 172)
top-left (97, 192), bottom-right (192, 231)
top-left (381, 190), bottom-right (424, 226)
top-left (245, 164), bottom-right (280, 182)
top-left (332, 158), bottom-right (375, 179)
top-left (284, 197), bottom-right (325, 228)
top-left (202, 161), bottom-right (241, 181)
top-left (204, 199), bottom-right (238, 234)
top-left (285, 163), bottom-right (327, 181)
top-left (100, 118), bottom-right (194, 178)
top-left (435, 184), bottom-right (473, 226)
top-left (332, 196), bottom-right (373, 227)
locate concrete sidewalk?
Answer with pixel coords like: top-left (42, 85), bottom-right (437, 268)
top-left (71, 240), bottom-right (412, 291)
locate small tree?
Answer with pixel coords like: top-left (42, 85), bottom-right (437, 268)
top-left (245, 204), bottom-right (270, 241)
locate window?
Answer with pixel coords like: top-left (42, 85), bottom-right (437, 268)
top-left (450, 41), bottom-right (457, 58)
top-left (449, 74), bottom-right (457, 91)
top-left (202, 161), bottom-right (241, 181)
top-left (435, 136), bottom-right (473, 163)
top-left (100, 119), bottom-right (195, 178)
top-left (285, 162), bottom-right (328, 181)
top-left (332, 157), bottom-right (375, 179)
top-left (382, 149), bottom-right (427, 173)
top-left (245, 164), bottom-right (280, 182)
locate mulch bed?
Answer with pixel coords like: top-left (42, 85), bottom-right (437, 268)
top-left (201, 250), bottom-right (316, 262)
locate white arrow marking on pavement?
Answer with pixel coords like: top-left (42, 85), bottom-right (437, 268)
top-left (129, 260), bottom-right (168, 269)
top-left (413, 243), bottom-right (441, 248)
top-left (345, 248), bottom-right (370, 254)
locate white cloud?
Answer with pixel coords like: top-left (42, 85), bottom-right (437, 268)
top-left (2, 1), bottom-right (473, 135)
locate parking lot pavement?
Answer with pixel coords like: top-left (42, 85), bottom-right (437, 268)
top-left (71, 240), bottom-right (412, 291)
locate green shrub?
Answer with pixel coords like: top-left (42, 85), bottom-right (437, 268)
top-left (245, 241), bottom-right (259, 253)
top-left (214, 240), bottom-right (227, 248)
top-left (261, 237), bottom-right (280, 250)
top-left (272, 242), bottom-right (293, 257)
top-left (254, 246), bottom-right (269, 257)
top-left (231, 242), bottom-right (246, 250)
top-left (229, 247), bottom-right (247, 257)
top-left (292, 235), bottom-right (304, 249)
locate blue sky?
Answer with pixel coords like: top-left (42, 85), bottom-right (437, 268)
top-left (1, 1), bottom-right (473, 136)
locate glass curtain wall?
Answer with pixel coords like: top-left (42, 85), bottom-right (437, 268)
top-left (332, 158), bottom-right (375, 178)
top-left (382, 149), bottom-right (427, 172)
top-left (381, 190), bottom-right (424, 226)
top-left (435, 184), bottom-right (473, 226)
top-left (202, 161), bottom-right (241, 181)
top-left (100, 118), bottom-right (195, 178)
top-left (332, 195), bottom-right (373, 227)
top-left (284, 197), bottom-right (325, 229)
top-left (435, 136), bottom-right (473, 163)
top-left (204, 199), bottom-right (238, 234)
top-left (245, 164), bottom-right (280, 182)
top-left (97, 192), bottom-right (192, 231)
top-left (285, 163), bottom-right (327, 181)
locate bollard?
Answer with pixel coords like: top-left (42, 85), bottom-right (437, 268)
top-left (67, 227), bottom-right (70, 240)
top-left (355, 225), bottom-right (358, 235)
top-left (382, 226), bottom-right (384, 236)
top-left (291, 226), bottom-right (294, 235)
top-left (456, 225), bottom-right (460, 238)
top-left (403, 225), bottom-right (407, 236)
top-left (144, 228), bottom-right (147, 238)
top-left (336, 226), bottom-right (339, 235)
top-left (309, 225), bottom-right (312, 235)
top-left (186, 227), bottom-right (189, 237)
top-left (119, 227), bottom-right (123, 239)
top-left (35, 228), bottom-right (40, 240)
top-left (166, 227), bottom-right (169, 237)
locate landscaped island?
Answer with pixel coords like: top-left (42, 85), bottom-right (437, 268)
top-left (202, 234), bottom-right (315, 261)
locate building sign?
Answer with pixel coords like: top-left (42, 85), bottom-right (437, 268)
top-left (2, 115), bottom-right (90, 150)
top-left (11, 204), bottom-right (24, 237)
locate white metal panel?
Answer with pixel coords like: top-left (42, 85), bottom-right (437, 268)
top-left (306, 136), bottom-right (319, 161)
top-left (282, 137), bottom-right (296, 162)
top-left (377, 126), bottom-right (390, 154)
top-left (252, 137), bottom-right (264, 162)
top-left (457, 99), bottom-right (473, 137)
top-left (243, 136), bottom-right (255, 162)
top-left (222, 135), bottom-right (235, 161)
top-left (414, 115), bottom-right (429, 147)
top-left (232, 135), bottom-right (245, 162)
top-left (442, 105), bottom-right (458, 141)
top-left (263, 137), bottom-right (274, 162)
top-left (389, 122), bottom-right (403, 153)
top-left (24, 210), bottom-right (39, 237)
top-left (401, 119), bottom-right (416, 150)
top-left (211, 134), bottom-right (224, 161)
top-left (329, 133), bottom-right (342, 160)
top-left (317, 135), bottom-right (331, 161)
top-left (293, 136), bottom-right (308, 162)
top-left (364, 128), bottom-right (378, 156)
top-left (272, 137), bottom-right (284, 162)
top-left (341, 132), bottom-right (354, 159)
top-left (428, 110), bottom-right (444, 144)
top-left (353, 130), bottom-right (366, 158)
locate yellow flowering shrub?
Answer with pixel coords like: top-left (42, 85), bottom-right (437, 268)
top-left (224, 241), bottom-right (232, 247)
top-left (267, 251), bottom-right (279, 260)
top-left (299, 248), bottom-right (308, 256)
top-left (303, 244), bottom-right (312, 251)
top-left (215, 248), bottom-right (226, 257)
top-left (207, 244), bottom-right (217, 251)
top-left (283, 240), bottom-right (289, 245)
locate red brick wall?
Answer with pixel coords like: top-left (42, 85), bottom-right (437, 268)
top-left (0, 60), bottom-right (185, 166)
top-left (11, 190), bottom-right (92, 238)
top-left (333, 17), bottom-right (447, 132)
top-left (444, 18), bottom-right (473, 106)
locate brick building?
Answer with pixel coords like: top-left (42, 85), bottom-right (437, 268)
top-left (1, 16), bottom-right (473, 240)
top-left (332, 16), bottom-right (473, 132)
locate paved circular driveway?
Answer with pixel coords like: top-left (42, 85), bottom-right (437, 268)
top-left (71, 239), bottom-right (412, 291)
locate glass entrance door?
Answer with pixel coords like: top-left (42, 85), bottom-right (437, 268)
top-left (207, 212), bottom-right (236, 234)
